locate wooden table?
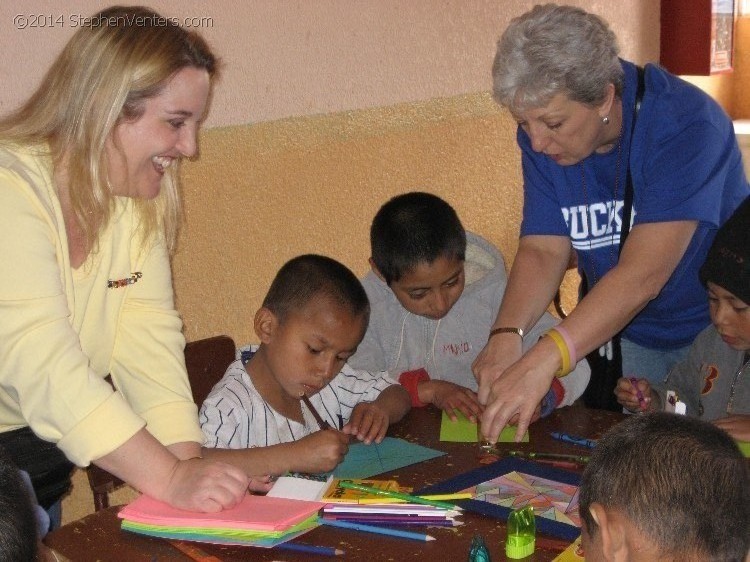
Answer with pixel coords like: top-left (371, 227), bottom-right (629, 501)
top-left (46, 404), bottom-right (625, 561)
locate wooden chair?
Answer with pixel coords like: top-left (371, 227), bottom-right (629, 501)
top-left (86, 335), bottom-right (237, 511)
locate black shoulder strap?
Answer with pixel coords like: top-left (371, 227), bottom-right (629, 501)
top-left (618, 65), bottom-right (645, 256)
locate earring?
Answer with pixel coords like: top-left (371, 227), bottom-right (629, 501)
top-left (602, 115), bottom-right (610, 125)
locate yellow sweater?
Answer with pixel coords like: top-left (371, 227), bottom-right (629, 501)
top-left (0, 144), bottom-right (203, 466)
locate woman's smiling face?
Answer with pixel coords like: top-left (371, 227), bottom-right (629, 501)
top-left (106, 66), bottom-right (210, 199)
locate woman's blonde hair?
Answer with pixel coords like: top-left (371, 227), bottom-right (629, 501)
top-left (0, 5), bottom-right (217, 253)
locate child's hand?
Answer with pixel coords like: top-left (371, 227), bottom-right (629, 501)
top-left (614, 377), bottom-right (653, 412)
top-left (424, 380), bottom-right (483, 422)
top-left (292, 430), bottom-right (350, 473)
top-left (343, 402), bottom-right (390, 444)
top-left (713, 414), bottom-right (750, 441)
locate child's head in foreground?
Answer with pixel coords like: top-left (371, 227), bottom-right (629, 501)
top-left (0, 447), bottom-right (38, 562)
top-left (370, 192), bottom-right (467, 320)
top-left (579, 412), bottom-right (750, 562)
top-left (699, 196), bottom-right (750, 353)
top-left (254, 254), bottom-right (370, 397)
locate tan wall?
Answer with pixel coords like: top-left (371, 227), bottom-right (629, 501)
top-left (733, 17), bottom-right (750, 118)
top-left (175, 93), bottom-right (538, 345)
top-left (0, 1), bottom-right (659, 127)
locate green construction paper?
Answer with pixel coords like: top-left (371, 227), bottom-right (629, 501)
top-left (440, 410), bottom-right (529, 443)
top-left (737, 440), bottom-right (750, 457)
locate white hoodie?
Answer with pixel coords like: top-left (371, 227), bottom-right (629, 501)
top-left (349, 232), bottom-right (589, 407)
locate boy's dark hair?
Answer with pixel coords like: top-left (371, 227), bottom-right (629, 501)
top-left (0, 447), bottom-right (38, 562)
top-left (370, 192), bottom-right (466, 284)
top-left (580, 412), bottom-right (750, 561)
top-left (700, 195), bottom-right (750, 304)
top-left (262, 254), bottom-right (370, 324)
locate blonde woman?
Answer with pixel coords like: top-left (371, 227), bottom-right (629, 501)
top-left (0, 6), bottom-right (248, 529)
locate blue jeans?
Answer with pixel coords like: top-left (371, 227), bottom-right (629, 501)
top-left (620, 338), bottom-right (690, 385)
top-left (46, 500), bottom-right (62, 533)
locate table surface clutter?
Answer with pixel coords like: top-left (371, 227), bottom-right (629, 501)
top-left (45, 404), bottom-right (626, 561)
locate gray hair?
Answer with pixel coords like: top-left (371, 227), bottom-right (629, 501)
top-left (492, 4), bottom-right (623, 112)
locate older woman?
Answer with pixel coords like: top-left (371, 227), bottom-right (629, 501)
top-left (0, 6), bottom-right (249, 528)
top-left (474, 4), bottom-right (749, 441)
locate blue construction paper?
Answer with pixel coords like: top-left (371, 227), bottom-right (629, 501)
top-left (333, 437), bottom-right (446, 479)
top-left (414, 456), bottom-right (581, 541)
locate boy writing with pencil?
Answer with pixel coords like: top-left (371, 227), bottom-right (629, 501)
top-left (579, 412), bottom-right (749, 561)
top-left (616, 197), bottom-right (750, 441)
top-left (348, 192), bottom-right (589, 422)
top-left (200, 254), bottom-right (410, 477)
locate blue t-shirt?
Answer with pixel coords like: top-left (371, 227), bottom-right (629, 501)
top-left (520, 60), bottom-right (749, 349)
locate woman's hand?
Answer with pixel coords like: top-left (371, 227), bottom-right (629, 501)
top-left (479, 337), bottom-right (559, 442)
top-left (163, 457), bottom-right (249, 513)
top-left (247, 474), bottom-right (274, 493)
top-left (421, 380), bottom-right (482, 422)
top-left (713, 414), bottom-right (750, 442)
top-left (473, 333), bottom-right (523, 406)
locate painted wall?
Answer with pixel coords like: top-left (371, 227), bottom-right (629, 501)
top-left (0, 1), bottom-right (659, 128)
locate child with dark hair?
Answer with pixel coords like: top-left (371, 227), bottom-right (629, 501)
top-left (0, 447), bottom-right (40, 562)
top-left (616, 197), bottom-right (750, 440)
top-left (200, 255), bottom-right (410, 477)
top-left (349, 192), bottom-right (589, 422)
top-left (580, 412), bottom-right (750, 561)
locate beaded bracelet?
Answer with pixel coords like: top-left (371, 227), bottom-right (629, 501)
top-left (545, 328), bottom-right (572, 378)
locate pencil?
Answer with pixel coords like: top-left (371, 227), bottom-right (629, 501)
top-left (339, 481), bottom-right (462, 510)
top-left (301, 393), bottom-right (331, 430)
top-left (276, 542), bottom-right (345, 556)
top-left (509, 450), bottom-right (590, 464)
top-left (167, 540), bottom-right (223, 562)
top-left (320, 518), bottom-right (436, 541)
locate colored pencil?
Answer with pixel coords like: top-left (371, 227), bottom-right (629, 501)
top-left (508, 450), bottom-right (590, 464)
top-left (339, 481), bottom-right (461, 510)
top-left (534, 459), bottom-right (581, 470)
top-left (167, 540), bottom-right (223, 562)
top-left (320, 518), bottom-right (436, 541)
top-left (301, 393), bottom-right (331, 430)
top-left (276, 542), bottom-right (344, 556)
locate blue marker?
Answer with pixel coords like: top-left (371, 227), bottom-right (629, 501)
top-left (550, 432), bottom-right (597, 449)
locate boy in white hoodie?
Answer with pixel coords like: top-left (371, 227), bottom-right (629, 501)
top-left (348, 192), bottom-right (589, 422)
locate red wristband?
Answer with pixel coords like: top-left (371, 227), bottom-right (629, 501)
top-left (398, 368), bottom-right (430, 408)
top-left (549, 377), bottom-right (566, 408)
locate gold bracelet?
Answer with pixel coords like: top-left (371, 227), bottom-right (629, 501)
top-left (545, 328), bottom-right (571, 377)
top-left (488, 326), bottom-right (524, 340)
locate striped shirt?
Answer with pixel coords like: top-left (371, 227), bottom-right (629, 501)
top-left (199, 348), bottom-right (398, 449)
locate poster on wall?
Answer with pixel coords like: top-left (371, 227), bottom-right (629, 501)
top-left (711, 0), bottom-right (736, 73)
